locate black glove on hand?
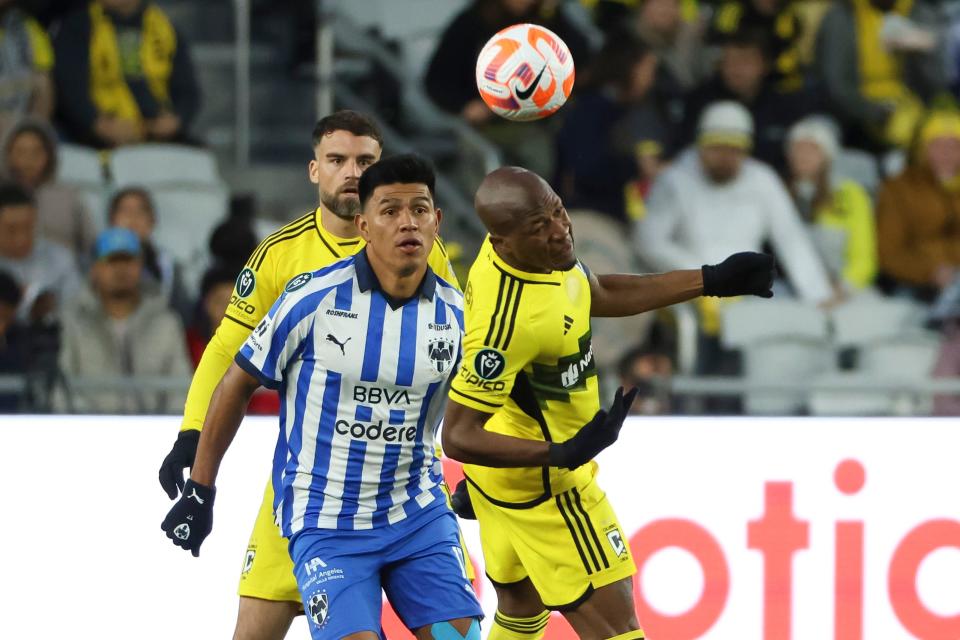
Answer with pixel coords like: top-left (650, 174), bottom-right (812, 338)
top-left (450, 479), bottom-right (476, 520)
top-left (702, 252), bottom-right (775, 298)
top-left (549, 386), bottom-right (639, 470)
top-left (159, 430), bottom-right (200, 499)
top-left (161, 479), bottom-right (215, 557)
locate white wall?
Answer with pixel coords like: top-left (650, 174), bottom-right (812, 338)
top-left (1, 416), bottom-right (958, 639)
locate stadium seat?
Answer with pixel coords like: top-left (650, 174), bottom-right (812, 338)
top-left (57, 143), bottom-right (106, 185)
top-left (829, 294), bottom-right (927, 348)
top-left (149, 185), bottom-right (230, 295)
top-left (109, 144), bottom-right (222, 187)
top-left (720, 298), bottom-right (828, 349)
top-left (810, 333), bottom-right (941, 415)
top-left (742, 336), bottom-right (835, 414)
top-left (832, 148), bottom-right (880, 194)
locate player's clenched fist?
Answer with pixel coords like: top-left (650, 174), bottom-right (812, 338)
top-left (701, 251), bottom-right (776, 298)
top-left (161, 479), bottom-right (215, 557)
top-left (548, 386), bottom-right (639, 470)
top-left (158, 429), bottom-right (200, 499)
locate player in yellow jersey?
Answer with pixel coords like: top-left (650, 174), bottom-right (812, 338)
top-left (157, 111), bottom-right (463, 640)
top-left (442, 167), bottom-right (775, 640)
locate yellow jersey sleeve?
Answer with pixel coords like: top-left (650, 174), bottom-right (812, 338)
top-left (180, 228), bottom-right (287, 431)
top-left (25, 18), bottom-right (53, 72)
top-left (428, 236), bottom-right (460, 291)
top-left (449, 276), bottom-right (539, 412)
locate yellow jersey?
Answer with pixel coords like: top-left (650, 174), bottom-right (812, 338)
top-left (450, 237), bottom-right (599, 508)
top-left (181, 207), bottom-right (459, 431)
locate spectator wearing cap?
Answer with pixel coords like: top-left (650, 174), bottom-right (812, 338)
top-left (0, 182), bottom-right (81, 320)
top-left (635, 101), bottom-right (834, 305)
top-left (785, 116), bottom-right (877, 291)
top-left (56, 226), bottom-right (190, 413)
top-left (876, 112), bottom-right (960, 298)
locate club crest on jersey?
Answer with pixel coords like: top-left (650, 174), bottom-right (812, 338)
top-left (307, 592), bottom-right (329, 628)
top-left (474, 349), bottom-right (505, 380)
top-left (285, 272), bottom-right (313, 292)
top-left (428, 338), bottom-right (456, 374)
top-left (235, 268), bottom-right (256, 298)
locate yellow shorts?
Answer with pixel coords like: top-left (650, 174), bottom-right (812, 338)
top-left (467, 473), bottom-right (636, 610)
top-left (237, 478), bottom-right (475, 602)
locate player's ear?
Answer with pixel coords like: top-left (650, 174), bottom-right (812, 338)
top-left (433, 207), bottom-right (443, 234)
top-left (354, 210), bottom-right (369, 240)
top-left (308, 157), bottom-right (320, 185)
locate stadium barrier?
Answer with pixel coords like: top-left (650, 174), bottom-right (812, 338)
top-left (1, 415), bottom-right (958, 639)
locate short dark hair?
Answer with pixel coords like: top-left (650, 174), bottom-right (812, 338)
top-left (108, 186), bottom-right (155, 223)
top-left (0, 269), bottom-right (21, 308)
top-left (200, 262), bottom-right (238, 299)
top-left (717, 26), bottom-right (772, 57)
top-left (0, 182), bottom-right (34, 213)
top-left (312, 110), bottom-right (384, 148)
top-left (358, 154), bottom-right (436, 208)
top-left (586, 28), bottom-right (651, 93)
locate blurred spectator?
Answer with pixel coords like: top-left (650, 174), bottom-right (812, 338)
top-left (633, 0), bottom-right (708, 92)
top-left (0, 182), bottom-right (80, 319)
top-left (617, 334), bottom-right (676, 416)
top-left (2, 118), bottom-right (97, 260)
top-left (785, 116), bottom-right (878, 291)
top-left (708, 0), bottom-right (805, 92)
top-left (555, 31), bottom-right (666, 222)
top-left (635, 101), bottom-right (834, 304)
top-left (876, 112), bottom-right (960, 298)
top-left (424, 0), bottom-right (590, 177)
top-left (186, 263), bottom-right (279, 415)
top-left (0, 0), bottom-right (54, 138)
top-left (0, 268), bottom-right (24, 410)
top-left (208, 214), bottom-right (258, 274)
top-left (815, 0), bottom-right (944, 151)
top-left (107, 185), bottom-right (188, 319)
top-left (52, 0), bottom-right (200, 148)
top-left (56, 227), bottom-right (190, 413)
top-left (681, 27), bottom-right (813, 172)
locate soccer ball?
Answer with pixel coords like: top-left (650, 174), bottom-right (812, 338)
top-left (475, 23), bottom-right (575, 122)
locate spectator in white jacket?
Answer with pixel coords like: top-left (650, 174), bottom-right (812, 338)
top-left (634, 101), bottom-right (834, 304)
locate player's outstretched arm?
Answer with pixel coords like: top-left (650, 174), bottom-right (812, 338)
top-left (159, 318), bottom-right (255, 498)
top-left (160, 363), bottom-right (260, 556)
top-left (442, 399), bottom-right (552, 467)
top-left (589, 252), bottom-right (775, 317)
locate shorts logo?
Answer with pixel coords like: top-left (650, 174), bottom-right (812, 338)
top-left (285, 272), bottom-right (313, 292)
top-left (173, 523), bottom-right (190, 540)
top-left (241, 548), bottom-right (256, 575)
top-left (307, 592), bottom-right (329, 629)
top-left (606, 529), bottom-right (627, 557)
top-left (474, 349), bottom-right (505, 380)
top-left (428, 338), bottom-right (456, 374)
top-left (304, 556), bottom-right (328, 575)
top-left (235, 268), bottom-right (256, 298)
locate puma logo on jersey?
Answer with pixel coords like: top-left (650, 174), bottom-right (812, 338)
top-left (187, 488), bottom-right (205, 505)
top-left (326, 334), bottom-right (351, 355)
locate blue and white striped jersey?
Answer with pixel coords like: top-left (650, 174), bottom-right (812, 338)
top-left (235, 249), bottom-right (464, 535)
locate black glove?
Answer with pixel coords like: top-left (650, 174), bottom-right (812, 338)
top-left (702, 252), bottom-right (775, 298)
top-left (159, 430), bottom-right (200, 499)
top-left (450, 479), bottom-right (476, 520)
top-left (161, 479), bottom-right (215, 557)
top-left (549, 386), bottom-right (639, 470)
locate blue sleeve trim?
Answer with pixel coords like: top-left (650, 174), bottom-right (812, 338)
top-left (234, 353), bottom-right (281, 390)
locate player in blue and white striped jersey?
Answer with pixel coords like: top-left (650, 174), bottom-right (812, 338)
top-left (162, 155), bottom-right (483, 640)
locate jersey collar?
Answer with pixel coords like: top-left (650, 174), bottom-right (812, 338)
top-left (484, 236), bottom-right (562, 283)
top-left (355, 247), bottom-right (437, 309)
top-left (314, 207), bottom-right (363, 257)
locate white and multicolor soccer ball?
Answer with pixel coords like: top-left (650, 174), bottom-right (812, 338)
top-left (475, 23), bottom-right (575, 122)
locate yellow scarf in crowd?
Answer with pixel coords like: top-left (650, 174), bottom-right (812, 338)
top-left (89, 1), bottom-right (176, 125)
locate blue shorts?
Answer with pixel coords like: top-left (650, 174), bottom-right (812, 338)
top-left (289, 503), bottom-right (483, 639)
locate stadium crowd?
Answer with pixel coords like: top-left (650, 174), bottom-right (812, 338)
top-left (2, 0), bottom-right (960, 416)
